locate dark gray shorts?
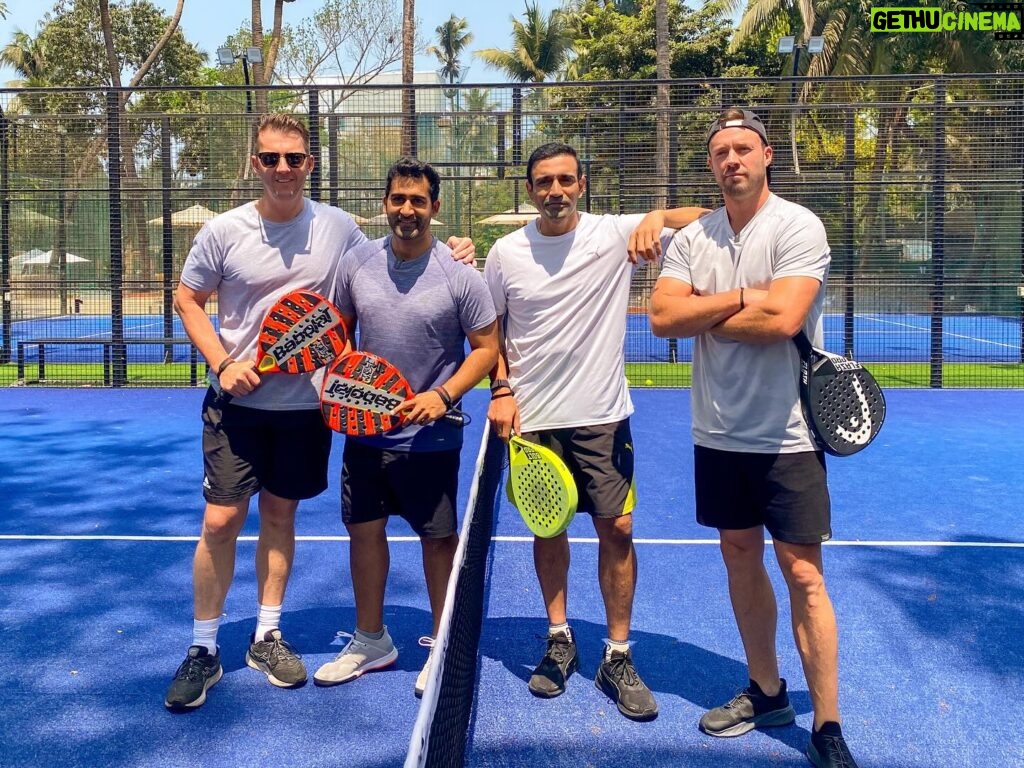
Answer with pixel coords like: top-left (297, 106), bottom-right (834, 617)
top-left (201, 388), bottom-right (332, 504)
top-left (341, 439), bottom-right (460, 539)
top-left (694, 445), bottom-right (831, 544)
top-left (521, 419), bottom-right (636, 519)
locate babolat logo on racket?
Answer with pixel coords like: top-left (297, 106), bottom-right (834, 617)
top-left (322, 380), bottom-right (404, 413)
top-left (270, 304), bottom-right (338, 363)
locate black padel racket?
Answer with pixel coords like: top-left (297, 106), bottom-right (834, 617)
top-left (793, 330), bottom-right (886, 456)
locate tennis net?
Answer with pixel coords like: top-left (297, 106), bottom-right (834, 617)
top-left (405, 424), bottom-right (505, 768)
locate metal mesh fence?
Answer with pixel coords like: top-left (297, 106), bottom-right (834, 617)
top-left (2, 75), bottom-right (1022, 388)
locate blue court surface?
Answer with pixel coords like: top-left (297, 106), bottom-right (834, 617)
top-left (1, 388), bottom-right (1022, 767)
top-left (7, 311), bottom-right (1023, 363)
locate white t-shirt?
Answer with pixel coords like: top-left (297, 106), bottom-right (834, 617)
top-left (180, 198), bottom-right (366, 410)
top-left (484, 212), bottom-right (670, 432)
top-left (660, 194), bottom-right (831, 453)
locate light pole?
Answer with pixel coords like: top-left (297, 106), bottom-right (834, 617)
top-left (777, 35), bottom-right (824, 175)
top-left (217, 46), bottom-right (263, 114)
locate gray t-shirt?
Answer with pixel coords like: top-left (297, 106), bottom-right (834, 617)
top-left (661, 194), bottom-right (831, 453)
top-left (180, 199), bottom-right (366, 410)
top-left (334, 236), bottom-right (496, 451)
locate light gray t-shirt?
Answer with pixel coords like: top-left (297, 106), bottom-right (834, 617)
top-left (483, 213), bottom-right (672, 431)
top-left (334, 236), bottom-right (496, 452)
top-left (180, 198), bottom-right (366, 410)
top-left (660, 194), bottom-right (830, 453)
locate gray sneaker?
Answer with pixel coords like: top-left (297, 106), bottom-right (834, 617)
top-left (594, 648), bottom-right (658, 721)
top-left (245, 629), bottom-right (307, 688)
top-left (528, 630), bottom-right (578, 698)
top-left (699, 679), bottom-right (796, 737)
top-left (314, 627), bottom-right (398, 687)
top-left (164, 645), bottom-right (222, 710)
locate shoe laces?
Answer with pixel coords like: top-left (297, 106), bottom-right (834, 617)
top-left (418, 636), bottom-right (435, 650)
top-left (604, 652), bottom-right (640, 687)
top-left (818, 735), bottom-right (856, 768)
top-left (544, 634), bottom-right (574, 665)
top-left (175, 653), bottom-right (211, 683)
top-left (263, 634), bottom-right (301, 663)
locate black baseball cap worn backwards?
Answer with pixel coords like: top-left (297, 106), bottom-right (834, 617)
top-left (706, 110), bottom-right (770, 147)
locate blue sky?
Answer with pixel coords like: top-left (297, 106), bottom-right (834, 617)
top-left (0, 0), bottom-right (564, 85)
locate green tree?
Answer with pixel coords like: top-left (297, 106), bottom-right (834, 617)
top-left (475, 1), bottom-right (573, 82)
top-left (427, 14), bottom-right (473, 86)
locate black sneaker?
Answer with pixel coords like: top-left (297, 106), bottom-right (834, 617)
top-left (164, 645), bottom-right (223, 711)
top-left (245, 628), bottom-right (307, 688)
top-left (808, 725), bottom-right (860, 768)
top-left (594, 648), bottom-right (658, 721)
top-left (528, 630), bottom-right (578, 698)
top-left (699, 678), bottom-right (796, 737)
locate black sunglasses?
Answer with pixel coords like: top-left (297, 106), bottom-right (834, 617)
top-left (256, 151), bottom-right (309, 169)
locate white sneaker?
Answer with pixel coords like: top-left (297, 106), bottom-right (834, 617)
top-left (414, 636), bottom-right (435, 698)
top-left (313, 627), bottom-right (398, 687)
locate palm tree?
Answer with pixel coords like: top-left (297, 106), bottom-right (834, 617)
top-left (475, 1), bottom-right (573, 82)
top-left (427, 14), bottom-right (473, 88)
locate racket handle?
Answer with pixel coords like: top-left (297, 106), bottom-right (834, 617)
top-left (443, 411), bottom-right (469, 428)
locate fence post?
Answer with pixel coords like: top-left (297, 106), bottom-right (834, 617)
top-left (107, 90), bottom-right (127, 387)
top-left (309, 90), bottom-right (321, 202)
top-left (929, 81), bottom-right (946, 389)
top-left (0, 104), bottom-right (10, 365)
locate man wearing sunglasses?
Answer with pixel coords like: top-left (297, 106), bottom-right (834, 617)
top-left (167, 113), bottom-right (477, 711)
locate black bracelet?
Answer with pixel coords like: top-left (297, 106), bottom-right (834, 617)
top-left (434, 385), bottom-right (453, 409)
top-left (739, 287), bottom-right (745, 311)
top-left (490, 391), bottom-right (515, 400)
top-left (216, 357), bottom-right (235, 375)
top-left (490, 378), bottom-right (512, 393)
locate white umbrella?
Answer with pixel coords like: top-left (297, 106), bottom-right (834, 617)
top-left (147, 204), bottom-right (218, 227)
top-left (20, 250), bottom-right (89, 265)
top-left (476, 204), bottom-right (539, 226)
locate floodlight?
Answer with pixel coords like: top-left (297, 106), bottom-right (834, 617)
top-left (246, 47), bottom-right (263, 64)
top-left (216, 47), bottom-right (236, 66)
top-left (777, 36), bottom-right (795, 54)
top-left (807, 36), bottom-right (825, 54)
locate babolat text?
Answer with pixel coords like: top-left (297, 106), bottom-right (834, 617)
top-left (272, 305), bottom-right (335, 362)
top-left (322, 380), bottom-right (403, 412)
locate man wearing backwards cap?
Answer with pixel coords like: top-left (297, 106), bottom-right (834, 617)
top-left (645, 107), bottom-right (859, 768)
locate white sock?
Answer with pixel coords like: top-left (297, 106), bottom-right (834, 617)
top-left (192, 617), bottom-right (220, 655)
top-left (255, 603), bottom-right (282, 641)
top-left (605, 638), bottom-right (631, 659)
top-left (548, 623), bottom-right (571, 641)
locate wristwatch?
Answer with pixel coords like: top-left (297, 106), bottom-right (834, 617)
top-left (490, 378), bottom-right (512, 392)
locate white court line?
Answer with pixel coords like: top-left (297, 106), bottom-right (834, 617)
top-left (859, 314), bottom-right (1019, 350)
top-left (1, 534), bottom-right (1021, 548)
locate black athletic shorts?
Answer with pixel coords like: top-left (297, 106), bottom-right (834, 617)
top-left (521, 419), bottom-right (636, 519)
top-left (694, 445), bottom-right (831, 544)
top-left (201, 388), bottom-right (332, 503)
top-left (341, 439), bottom-right (460, 539)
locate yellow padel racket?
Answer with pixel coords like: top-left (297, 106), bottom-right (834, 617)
top-left (506, 431), bottom-right (578, 538)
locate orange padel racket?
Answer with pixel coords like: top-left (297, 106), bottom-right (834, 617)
top-left (320, 350), bottom-right (467, 436)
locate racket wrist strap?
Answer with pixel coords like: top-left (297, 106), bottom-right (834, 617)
top-left (434, 385), bottom-right (453, 409)
top-left (216, 356), bottom-right (235, 376)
